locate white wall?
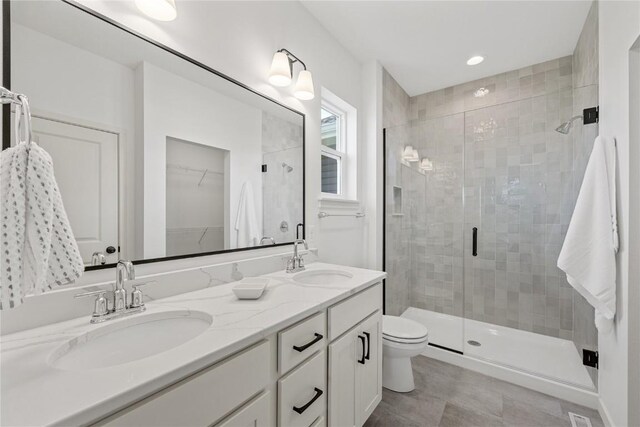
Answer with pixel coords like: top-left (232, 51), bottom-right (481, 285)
top-left (140, 62), bottom-right (262, 256)
top-left (597, 2), bottom-right (640, 426)
top-left (10, 23), bottom-right (138, 260)
top-left (69, 0), bottom-right (368, 272)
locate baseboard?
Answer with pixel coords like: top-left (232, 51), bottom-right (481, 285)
top-left (421, 345), bottom-right (599, 409)
top-left (598, 398), bottom-right (614, 427)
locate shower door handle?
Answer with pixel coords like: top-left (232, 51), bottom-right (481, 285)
top-left (472, 227), bottom-right (478, 257)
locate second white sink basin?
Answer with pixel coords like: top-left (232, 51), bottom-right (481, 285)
top-left (293, 269), bottom-right (354, 285)
top-left (49, 310), bottom-right (212, 371)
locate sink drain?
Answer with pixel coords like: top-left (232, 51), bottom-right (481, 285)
top-left (467, 340), bottom-right (481, 347)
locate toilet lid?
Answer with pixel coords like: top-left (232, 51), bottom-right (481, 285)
top-left (382, 315), bottom-right (428, 340)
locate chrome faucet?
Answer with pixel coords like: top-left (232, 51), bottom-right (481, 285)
top-left (260, 236), bottom-right (276, 245)
top-left (75, 259), bottom-right (154, 323)
top-left (115, 260), bottom-right (135, 311)
top-left (91, 251), bottom-right (106, 266)
top-left (286, 239), bottom-right (308, 273)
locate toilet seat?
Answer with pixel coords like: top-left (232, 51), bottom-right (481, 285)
top-left (382, 315), bottom-right (428, 343)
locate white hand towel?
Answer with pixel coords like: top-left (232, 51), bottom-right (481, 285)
top-left (235, 181), bottom-right (260, 247)
top-left (0, 142), bottom-right (84, 309)
top-left (558, 136), bottom-right (618, 333)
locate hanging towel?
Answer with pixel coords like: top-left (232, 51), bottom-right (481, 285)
top-left (235, 181), bottom-right (260, 247)
top-left (1, 101), bottom-right (84, 309)
top-left (558, 136), bottom-right (618, 334)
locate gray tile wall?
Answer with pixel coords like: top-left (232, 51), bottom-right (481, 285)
top-left (571, 0), bottom-right (599, 386)
top-left (383, 69), bottom-right (412, 316)
top-left (261, 111), bottom-right (304, 244)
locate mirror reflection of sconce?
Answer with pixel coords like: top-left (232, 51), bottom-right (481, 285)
top-left (135, 0), bottom-right (177, 21)
top-left (268, 49), bottom-right (315, 100)
top-left (402, 145), bottom-right (420, 162)
top-left (419, 158), bottom-right (434, 171)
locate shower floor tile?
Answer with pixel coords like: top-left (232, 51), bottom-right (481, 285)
top-left (364, 355), bottom-right (604, 427)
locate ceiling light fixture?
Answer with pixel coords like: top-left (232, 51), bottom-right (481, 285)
top-left (268, 49), bottom-right (315, 100)
top-left (135, 0), bottom-right (177, 21)
top-left (467, 55), bottom-right (484, 66)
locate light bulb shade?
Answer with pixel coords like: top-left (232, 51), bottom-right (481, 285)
top-left (135, 0), bottom-right (177, 21)
top-left (294, 70), bottom-right (315, 100)
top-left (402, 146), bottom-right (419, 162)
top-left (268, 52), bottom-right (292, 87)
top-left (419, 158), bottom-right (433, 171)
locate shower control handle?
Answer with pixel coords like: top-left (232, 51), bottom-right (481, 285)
top-left (472, 227), bottom-right (478, 257)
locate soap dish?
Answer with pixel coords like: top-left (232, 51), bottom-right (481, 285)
top-left (233, 278), bottom-right (269, 300)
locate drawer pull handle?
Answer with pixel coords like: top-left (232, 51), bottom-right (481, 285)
top-left (363, 331), bottom-right (371, 360)
top-left (358, 335), bottom-right (366, 364)
top-left (293, 387), bottom-right (323, 414)
top-left (293, 333), bottom-right (324, 352)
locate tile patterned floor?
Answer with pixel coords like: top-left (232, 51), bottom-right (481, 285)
top-left (365, 356), bottom-right (604, 427)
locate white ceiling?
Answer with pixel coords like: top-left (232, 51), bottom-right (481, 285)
top-left (301, 1), bottom-right (592, 96)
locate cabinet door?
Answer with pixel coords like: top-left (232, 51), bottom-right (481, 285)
top-left (328, 329), bottom-right (357, 427)
top-left (356, 311), bottom-right (382, 427)
top-left (217, 392), bottom-right (271, 427)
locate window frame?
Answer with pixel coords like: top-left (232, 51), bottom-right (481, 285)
top-left (320, 103), bottom-right (347, 197)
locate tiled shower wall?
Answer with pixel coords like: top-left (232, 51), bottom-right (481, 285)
top-left (262, 111), bottom-right (304, 243)
top-left (383, 70), bottom-right (412, 316)
top-left (383, 2), bottom-right (599, 353)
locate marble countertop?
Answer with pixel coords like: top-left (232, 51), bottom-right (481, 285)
top-left (1, 262), bottom-right (385, 427)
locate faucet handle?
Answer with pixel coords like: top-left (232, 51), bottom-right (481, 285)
top-left (75, 289), bottom-right (109, 317)
top-left (129, 280), bottom-right (156, 308)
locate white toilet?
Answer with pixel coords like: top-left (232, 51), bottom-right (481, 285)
top-left (381, 315), bottom-right (429, 392)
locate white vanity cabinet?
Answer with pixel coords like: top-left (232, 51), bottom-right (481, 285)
top-left (92, 282), bottom-right (383, 427)
top-left (327, 285), bottom-right (383, 427)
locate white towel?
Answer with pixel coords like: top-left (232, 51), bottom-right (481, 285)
top-left (558, 136), bottom-right (618, 334)
top-left (234, 181), bottom-right (260, 247)
top-left (0, 142), bottom-right (84, 309)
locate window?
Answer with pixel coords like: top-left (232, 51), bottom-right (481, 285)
top-left (321, 107), bottom-right (343, 194)
top-left (320, 89), bottom-right (357, 200)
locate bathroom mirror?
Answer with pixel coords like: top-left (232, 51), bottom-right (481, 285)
top-left (2, 0), bottom-right (305, 270)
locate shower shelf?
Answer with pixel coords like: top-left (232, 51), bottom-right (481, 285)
top-left (392, 186), bottom-right (403, 216)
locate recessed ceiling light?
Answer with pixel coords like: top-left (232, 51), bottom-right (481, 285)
top-left (467, 55), bottom-right (484, 66)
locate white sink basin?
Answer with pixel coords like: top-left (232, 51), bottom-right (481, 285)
top-left (49, 310), bottom-right (212, 371)
top-left (293, 269), bottom-right (354, 285)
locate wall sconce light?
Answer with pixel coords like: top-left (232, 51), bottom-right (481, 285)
top-left (419, 158), bottom-right (434, 171)
top-left (402, 146), bottom-right (419, 162)
top-left (268, 49), bottom-right (315, 100)
top-left (135, 0), bottom-right (177, 21)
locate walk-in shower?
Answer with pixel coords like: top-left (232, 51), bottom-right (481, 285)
top-left (384, 53), bottom-right (600, 394)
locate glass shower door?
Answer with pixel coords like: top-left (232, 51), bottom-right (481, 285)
top-left (462, 98), bottom-right (595, 389)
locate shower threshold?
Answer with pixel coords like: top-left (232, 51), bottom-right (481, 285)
top-left (401, 307), bottom-right (598, 408)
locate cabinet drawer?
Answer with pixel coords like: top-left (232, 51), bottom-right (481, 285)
top-left (279, 311), bottom-right (326, 375)
top-left (216, 391), bottom-right (271, 427)
top-left (278, 350), bottom-right (326, 427)
top-left (97, 341), bottom-right (270, 427)
top-left (328, 283), bottom-right (381, 341)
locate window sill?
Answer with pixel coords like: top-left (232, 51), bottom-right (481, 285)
top-left (318, 196), bottom-right (360, 207)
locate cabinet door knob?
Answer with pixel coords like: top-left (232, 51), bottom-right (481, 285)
top-left (292, 387), bottom-right (323, 414)
top-left (363, 331), bottom-right (371, 360)
top-left (357, 335), bottom-right (366, 364)
top-left (293, 333), bottom-right (323, 352)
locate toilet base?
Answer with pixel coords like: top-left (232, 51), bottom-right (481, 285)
top-left (382, 354), bottom-right (416, 392)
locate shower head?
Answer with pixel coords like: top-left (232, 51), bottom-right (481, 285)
top-left (555, 115), bottom-right (583, 134)
top-left (282, 162), bottom-right (293, 173)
